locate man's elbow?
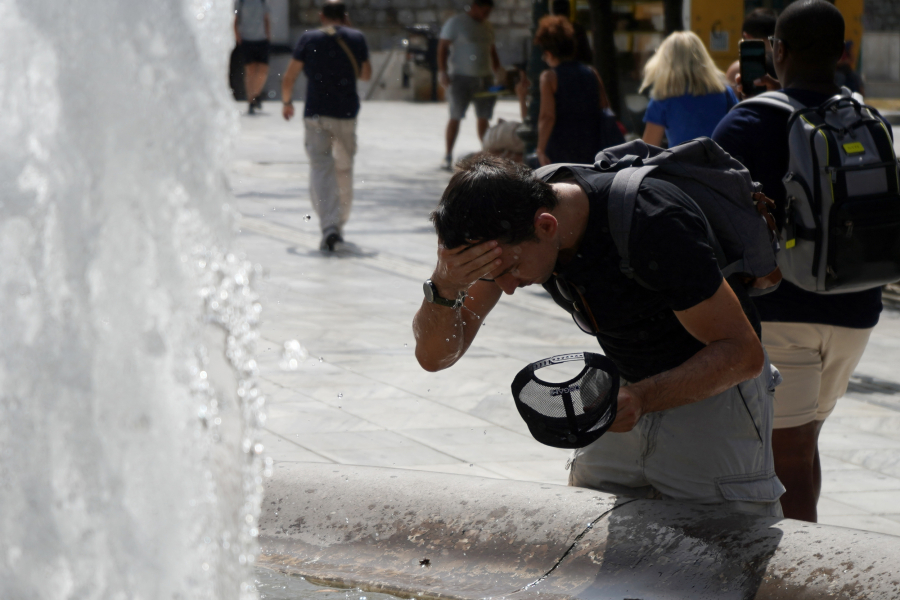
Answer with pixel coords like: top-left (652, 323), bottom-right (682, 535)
top-left (415, 347), bottom-right (450, 373)
top-left (741, 335), bottom-right (765, 381)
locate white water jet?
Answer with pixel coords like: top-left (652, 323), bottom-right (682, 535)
top-left (0, 1), bottom-right (266, 598)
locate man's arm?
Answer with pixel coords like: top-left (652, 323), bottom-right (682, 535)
top-left (610, 279), bottom-right (765, 432)
top-left (413, 241), bottom-right (504, 372)
top-left (234, 14), bottom-right (241, 44)
top-left (489, 44), bottom-right (502, 75)
top-left (437, 38), bottom-right (452, 88)
top-left (281, 59), bottom-right (303, 120)
top-left (360, 60), bottom-right (372, 81)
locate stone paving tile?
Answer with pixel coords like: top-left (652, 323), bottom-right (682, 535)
top-left (818, 515), bottom-right (900, 537)
top-left (816, 496), bottom-right (868, 517)
top-left (478, 460), bottom-right (571, 486)
top-left (825, 490), bottom-right (900, 514)
top-left (819, 469), bottom-right (900, 493)
top-left (259, 429), bottom-right (333, 463)
top-left (230, 100), bottom-right (900, 536)
top-left (265, 401), bottom-right (382, 434)
top-left (319, 444), bottom-right (463, 468)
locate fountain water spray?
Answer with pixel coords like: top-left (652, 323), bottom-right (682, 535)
top-left (0, 1), bottom-right (265, 597)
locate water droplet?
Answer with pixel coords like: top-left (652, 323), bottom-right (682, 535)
top-left (469, 463), bottom-right (474, 467)
top-left (445, 338), bottom-right (450, 342)
top-left (338, 393), bottom-right (343, 399)
top-left (304, 214), bottom-right (312, 222)
top-left (318, 357), bottom-right (323, 362)
top-left (403, 343), bottom-right (408, 347)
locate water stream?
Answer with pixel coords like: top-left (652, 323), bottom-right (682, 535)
top-left (0, 1), bottom-right (266, 597)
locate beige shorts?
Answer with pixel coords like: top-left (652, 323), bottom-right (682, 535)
top-left (762, 322), bottom-right (873, 429)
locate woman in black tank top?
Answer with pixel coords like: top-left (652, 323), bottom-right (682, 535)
top-left (533, 16), bottom-right (624, 166)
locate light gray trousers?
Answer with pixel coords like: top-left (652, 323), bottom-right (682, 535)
top-left (304, 116), bottom-right (357, 235)
top-left (569, 351), bottom-right (785, 518)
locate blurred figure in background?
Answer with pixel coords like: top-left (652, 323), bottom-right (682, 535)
top-left (640, 31), bottom-right (738, 147)
top-left (726, 8), bottom-right (778, 86)
top-left (551, 0), bottom-right (592, 65)
top-left (438, 0), bottom-right (504, 171)
top-left (835, 40), bottom-right (864, 95)
top-left (481, 71), bottom-right (529, 164)
top-left (281, 0), bottom-right (371, 252)
top-left (535, 16), bottom-right (623, 166)
top-left (234, 0), bottom-right (271, 114)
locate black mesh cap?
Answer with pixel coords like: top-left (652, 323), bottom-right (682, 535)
top-left (511, 352), bottom-right (619, 449)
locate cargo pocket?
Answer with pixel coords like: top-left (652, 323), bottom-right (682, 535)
top-left (715, 471), bottom-right (784, 503)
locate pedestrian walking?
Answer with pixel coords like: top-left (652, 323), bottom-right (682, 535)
top-left (234, 0), bottom-right (271, 114)
top-left (438, 0), bottom-right (504, 171)
top-left (281, 0), bottom-right (372, 252)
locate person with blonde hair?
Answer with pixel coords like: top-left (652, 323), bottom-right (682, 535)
top-left (640, 31), bottom-right (737, 147)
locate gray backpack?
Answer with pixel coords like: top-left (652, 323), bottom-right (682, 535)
top-left (537, 137), bottom-right (782, 295)
top-left (738, 88), bottom-right (900, 293)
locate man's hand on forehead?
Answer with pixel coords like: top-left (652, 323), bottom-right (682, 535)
top-left (432, 239), bottom-right (503, 298)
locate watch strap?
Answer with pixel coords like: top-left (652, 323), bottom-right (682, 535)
top-left (425, 279), bottom-right (465, 309)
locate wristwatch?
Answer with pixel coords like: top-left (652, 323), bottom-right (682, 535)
top-left (423, 279), bottom-right (465, 309)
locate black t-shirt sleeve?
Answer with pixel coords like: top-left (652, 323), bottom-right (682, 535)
top-left (351, 31), bottom-right (369, 63)
top-left (628, 179), bottom-right (723, 311)
top-left (292, 31), bottom-right (310, 61)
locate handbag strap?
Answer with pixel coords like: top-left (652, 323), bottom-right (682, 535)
top-left (320, 25), bottom-right (360, 80)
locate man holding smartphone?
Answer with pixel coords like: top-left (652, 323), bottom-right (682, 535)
top-left (713, 0), bottom-right (892, 523)
top-left (725, 8), bottom-right (777, 91)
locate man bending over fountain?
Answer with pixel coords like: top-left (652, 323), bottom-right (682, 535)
top-left (413, 155), bottom-right (785, 516)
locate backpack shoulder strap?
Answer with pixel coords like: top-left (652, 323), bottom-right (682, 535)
top-left (735, 91), bottom-right (803, 113)
top-left (320, 26), bottom-right (360, 79)
top-left (608, 165), bottom-right (656, 282)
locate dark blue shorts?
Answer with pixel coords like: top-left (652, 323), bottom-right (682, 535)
top-left (241, 40), bottom-right (269, 65)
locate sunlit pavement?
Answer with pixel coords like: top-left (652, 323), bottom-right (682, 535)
top-left (230, 99), bottom-right (900, 536)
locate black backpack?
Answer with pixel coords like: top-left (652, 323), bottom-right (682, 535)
top-left (536, 137), bottom-right (782, 294)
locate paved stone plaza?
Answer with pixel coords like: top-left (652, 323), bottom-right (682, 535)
top-left (229, 99), bottom-right (900, 536)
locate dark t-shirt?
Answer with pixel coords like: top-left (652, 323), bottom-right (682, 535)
top-left (712, 88), bottom-right (886, 329)
top-left (540, 166), bottom-right (759, 383)
top-left (293, 26), bottom-right (369, 119)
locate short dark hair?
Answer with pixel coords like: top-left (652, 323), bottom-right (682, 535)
top-left (534, 15), bottom-right (576, 61)
top-left (321, 1), bottom-right (347, 21)
top-left (776, 0), bottom-right (844, 68)
top-left (551, 0), bottom-right (571, 18)
top-left (472, 0), bottom-right (494, 7)
top-left (431, 154), bottom-right (558, 249)
top-left (742, 8), bottom-right (777, 39)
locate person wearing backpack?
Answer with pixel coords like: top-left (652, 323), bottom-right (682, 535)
top-left (281, 0), bottom-right (372, 252)
top-left (712, 0), bottom-right (898, 523)
top-left (412, 152), bottom-right (785, 517)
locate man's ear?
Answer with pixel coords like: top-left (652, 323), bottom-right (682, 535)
top-left (534, 211), bottom-right (558, 239)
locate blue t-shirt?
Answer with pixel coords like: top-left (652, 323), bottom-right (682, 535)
top-left (643, 88), bottom-right (738, 146)
top-left (712, 88), bottom-right (887, 329)
top-left (293, 26), bottom-right (369, 120)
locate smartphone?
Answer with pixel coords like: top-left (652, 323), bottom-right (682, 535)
top-left (739, 40), bottom-right (768, 97)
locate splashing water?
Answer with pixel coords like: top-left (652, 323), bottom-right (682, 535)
top-left (0, 1), bottom-right (264, 598)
